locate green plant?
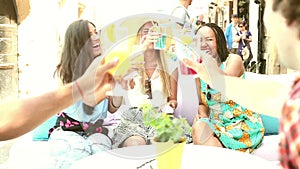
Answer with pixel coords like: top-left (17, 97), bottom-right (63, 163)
top-left (141, 103), bottom-right (191, 143)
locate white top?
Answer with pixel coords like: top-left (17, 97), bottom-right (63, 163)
top-left (124, 57), bottom-right (177, 108)
top-left (171, 5), bottom-right (191, 29)
top-left (231, 25), bottom-right (239, 49)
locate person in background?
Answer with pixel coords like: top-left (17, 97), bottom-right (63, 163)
top-left (192, 23), bottom-right (264, 152)
top-left (48, 19), bottom-right (122, 169)
top-left (0, 55), bottom-right (118, 141)
top-left (225, 14), bottom-right (239, 54)
top-left (171, 0), bottom-right (193, 29)
top-left (183, 0), bottom-right (300, 168)
top-left (235, 21), bottom-right (253, 69)
top-left (112, 20), bottom-right (178, 149)
top-left (187, 0), bottom-right (205, 31)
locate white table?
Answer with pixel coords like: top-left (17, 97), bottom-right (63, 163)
top-left (70, 144), bottom-right (280, 169)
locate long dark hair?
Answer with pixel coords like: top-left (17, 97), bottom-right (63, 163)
top-left (195, 23), bottom-right (229, 62)
top-left (54, 19), bottom-right (96, 114)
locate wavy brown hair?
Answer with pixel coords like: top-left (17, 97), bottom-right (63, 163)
top-left (54, 19), bottom-right (96, 114)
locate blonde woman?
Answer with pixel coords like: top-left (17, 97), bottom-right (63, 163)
top-left (112, 21), bottom-right (178, 148)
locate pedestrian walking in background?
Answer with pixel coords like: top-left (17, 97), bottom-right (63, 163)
top-left (225, 14), bottom-right (239, 54)
top-left (236, 21), bottom-right (253, 69)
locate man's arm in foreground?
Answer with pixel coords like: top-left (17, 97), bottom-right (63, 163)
top-left (0, 57), bottom-right (119, 141)
top-left (0, 83), bottom-right (79, 140)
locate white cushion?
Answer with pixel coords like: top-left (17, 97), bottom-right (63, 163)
top-left (7, 133), bottom-right (56, 169)
top-left (252, 135), bottom-right (280, 162)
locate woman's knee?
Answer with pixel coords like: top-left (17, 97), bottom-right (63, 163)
top-left (88, 133), bottom-right (112, 152)
top-left (121, 135), bottom-right (146, 147)
top-left (192, 121), bottom-right (213, 142)
top-left (49, 129), bottom-right (91, 156)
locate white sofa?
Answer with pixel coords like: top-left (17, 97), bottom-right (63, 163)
top-left (5, 72), bottom-right (290, 168)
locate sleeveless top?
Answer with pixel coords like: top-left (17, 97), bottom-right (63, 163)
top-left (199, 62), bottom-right (265, 153)
top-left (48, 99), bottom-right (109, 138)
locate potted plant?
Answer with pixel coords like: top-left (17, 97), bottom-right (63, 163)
top-left (141, 103), bottom-right (191, 143)
top-left (141, 103), bottom-right (191, 169)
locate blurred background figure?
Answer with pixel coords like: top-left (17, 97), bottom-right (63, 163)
top-left (187, 0), bottom-right (207, 31)
top-left (171, 0), bottom-right (193, 29)
top-left (225, 14), bottom-right (239, 54)
top-left (236, 20), bottom-right (253, 69)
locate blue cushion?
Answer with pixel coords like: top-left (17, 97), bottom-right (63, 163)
top-left (32, 115), bottom-right (57, 141)
top-left (260, 114), bottom-right (279, 136)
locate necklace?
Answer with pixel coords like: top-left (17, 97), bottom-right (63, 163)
top-left (144, 63), bottom-right (157, 80)
top-left (145, 70), bottom-right (152, 80)
top-left (144, 63), bottom-right (157, 69)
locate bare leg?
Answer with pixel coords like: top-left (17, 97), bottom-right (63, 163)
top-left (192, 118), bottom-right (223, 148)
top-left (121, 135), bottom-right (146, 147)
top-left (201, 136), bottom-right (223, 147)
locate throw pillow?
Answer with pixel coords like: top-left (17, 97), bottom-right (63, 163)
top-left (260, 114), bottom-right (279, 136)
top-left (32, 115), bottom-right (57, 141)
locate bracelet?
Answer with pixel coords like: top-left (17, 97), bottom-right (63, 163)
top-left (111, 99), bottom-right (120, 109)
top-left (74, 80), bottom-right (84, 99)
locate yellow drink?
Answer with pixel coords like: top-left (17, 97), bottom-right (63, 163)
top-left (105, 37), bottom-right (144, 79)
top-left (105, 39), bottom-right (130, 76)
top-left (179, 34), bottom-right (193, 45)
top-left (105, 48), bottom-right (130, 79)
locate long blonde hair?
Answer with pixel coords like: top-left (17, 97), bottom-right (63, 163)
top-left (135, 21), bottom-right (171, 97)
